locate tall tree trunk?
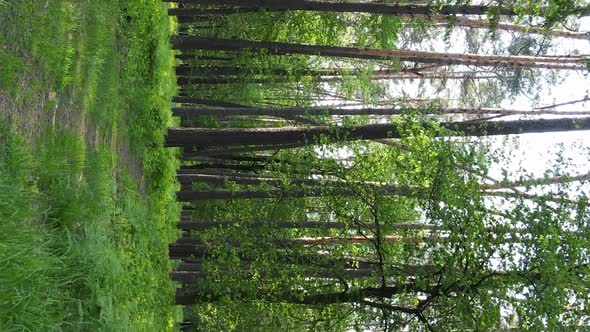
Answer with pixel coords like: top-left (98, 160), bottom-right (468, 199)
top-left (175, 281), bottom-right (427, 306)
top-left (177, 220), bottom-right (441, 231)
top-left (179, 163), bottom-right (266, 173)
top-left (165, 0), bottom-right (590, 19)
top-left (191, 143), bottom-right (312, 156)
top-left (171, 37), bottom-right (588, 70)
top-left (175, 65), bottom-right (443, 80)
top-left (172, 96), bottom-right (248, 108)
top-left (164, 0), bottom-right (517, 16)
top-left (177, 262), bottom-right (203, 272)
top-left (176, 184), bottom-right (417, 201)
top-left (169, 7), bottom-right (259, 17)
top-left (169, 243), bottom-right (207, 259)
top-left (166, 117), bottom-right (590, 148)
top-left (175, 288), bottom-right (197, 305)
top-left (172, 271), bottom-right (207, 284)
top-left (176, 173), bottom-right (356, 186)
top-left (176, 73), bottom-right (499, 85)
top-left (175, 54), bottom-right (235, 62)
top-left (282, 235), bottom-right (424, 245)
top-left (178, 171), bottom-right (590, 190)
top-left (184, 154), bottom-right (282, 164)
top-left (171, 105), bottom-right (590, 118)
top-left (172, 235), bottom-right (424, 248)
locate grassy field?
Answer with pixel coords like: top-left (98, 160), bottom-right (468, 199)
top-left (0, 1), bottom-right (181, 330)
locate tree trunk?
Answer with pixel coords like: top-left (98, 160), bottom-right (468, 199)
top-left (177, 262), bottom-right (203, 271)
top-left (176, 184), bottom-right (417, 201)
top-left (192, 143), bottom-right (311, 156)
top-left (177, 220), bottom-right (442, 231)
top-left (179, 163), bottom-right (265, 173)
top-left (170, 37), bottom-right (588, 70)
top-left (176, 173), bottom-right (350, 186)
top-left (171, 105), bottom-right (590, 118)
top-left (169, 7), bottom-right (259, 17)
top-left (166, 117), bottom-right (590, 148)
top-left (172, 271), bottom-right (206, 284)
top-left (172, 235), bottom-right (424, 249)
top-left (169, 243), bottom-right (207, 259)
top-left (185, 154), bottom-right (281, 164)
top-left (175, 288), bottom-right (197, 305)
top-left (175, 65), bottom-right (443, 80)
top-left (175, 54), bottom-right (234, 62)
top-left (164, 0), bottom-right (517, 16)
top-left (178, 169), bottom-right (260, 177)
top-left (286, 235), bottom-right (423, 245)
top-left (172, 96), bottom-right (249, 108)
top-left (176, 73), bottom-right (498, 85)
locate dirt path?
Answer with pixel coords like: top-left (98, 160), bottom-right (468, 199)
top-left (0, 64), bottom-right (145, 192)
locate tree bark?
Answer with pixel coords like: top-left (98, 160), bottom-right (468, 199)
top-left (179, 163), bottom-right (266, 173)
top-left (164, 0), bottom-right (517, 16)
top-left (177, 262), bottom-right (203, 272)
top-left (191, 143), bottom-right (312, 156)
top-left (175, 288), bottom-right (197, 305)
top-left (172, 271), bottom-right (206, 284)
top-left (286, 235), bottom-right (424, 245)
top-left (172, 235), bottom-right (424, 249)
top-left (177, 220), bottom-right (442, 231)
top-left (166, 117), bottom-right (590, 148)
top-left (176, 173), bottom-right (350, 186)
top-left (175, 53), bottom-right (234, 62)
top-left (175, 65), bottom-right (443, 80)
top-left (176, 184), bottom-right (418, 201)
top-left (176, 73), bottom-right (499, 85)
top-left (170, 37), bottom-right (588, 70)
top-left (184, 154), bottom-right (281, 164)
top-left (169, 243), bottom-right (207, 259)
top-left (172, 96), bottom-right (248, 108)
top-left (171, 105), bottom-right (590, 118)
top-left (168, 3), bottom-right (590, 40)
top-left (169, 7), bottom-right (259, 17)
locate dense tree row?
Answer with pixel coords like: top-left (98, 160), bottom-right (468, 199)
top-left (164, 0), bottom-right (590, 331)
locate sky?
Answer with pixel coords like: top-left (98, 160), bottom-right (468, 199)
top-left (487, 18), bottom-right (590, 183)
top-left (402, 16), bottom-right (590, 185)
top-left (316, 13), bottom-right (590, 192)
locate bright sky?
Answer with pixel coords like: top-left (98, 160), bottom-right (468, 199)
top-left (318, 14), bottom-right (590, 191)
top-left (488, 18), bottom-right (590, 183)
top-left (402, 16), bottom-right (590, 184)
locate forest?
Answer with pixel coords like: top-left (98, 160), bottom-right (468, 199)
top-left (1, 0), bottom-right (590, 331)
top-left (168, 0), bottom-right (590, 330)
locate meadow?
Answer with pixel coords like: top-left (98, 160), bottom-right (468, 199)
top-left (0, 1), bottom-right (181, 330)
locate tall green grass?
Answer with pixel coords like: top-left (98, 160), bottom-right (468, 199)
top-left (0, 0), bottom-right (181, 330)
top-left (0, 125), bottom-right (69, 331)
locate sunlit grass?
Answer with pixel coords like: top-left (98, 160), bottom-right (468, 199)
top-left (0, 0), bottom-right (180, 330)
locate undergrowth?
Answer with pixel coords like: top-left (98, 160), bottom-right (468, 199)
top-left (0, 0), bottom-right (181, 330)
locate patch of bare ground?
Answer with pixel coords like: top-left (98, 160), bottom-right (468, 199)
top-left (0, 63), bottom-right (144, 192)
top-left (113, 127), bottom-right (146, 193)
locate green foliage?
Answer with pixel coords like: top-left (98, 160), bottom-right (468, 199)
top-left (0, 125), bottom-right (70, 331)
top-left (0, 0), bottom-right (179, 330)
top-left (0, 49), bottom-right (24, 96)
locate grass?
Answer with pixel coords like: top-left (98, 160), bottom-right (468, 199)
top-left (0, 0), bottom-right (181, 330)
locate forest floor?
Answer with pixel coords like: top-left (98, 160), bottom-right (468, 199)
top-left (0, 1), bottom-right (182, 330)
